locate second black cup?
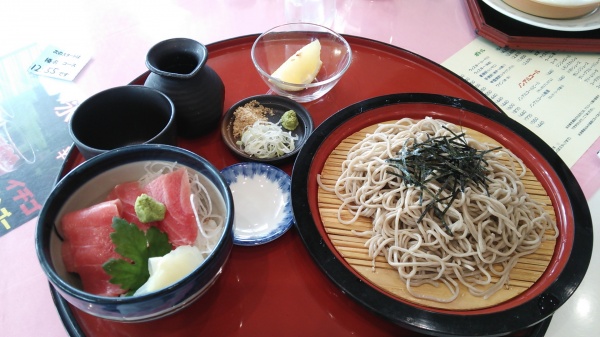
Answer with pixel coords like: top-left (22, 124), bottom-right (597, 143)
top-left (69, 85), bottom-right (177, 159)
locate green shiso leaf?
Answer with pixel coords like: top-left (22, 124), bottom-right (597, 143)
top-left (102, 217), bottom-right (172, 296)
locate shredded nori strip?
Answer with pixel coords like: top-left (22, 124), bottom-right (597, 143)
top-left (386, 126), bottom-right (500, 235)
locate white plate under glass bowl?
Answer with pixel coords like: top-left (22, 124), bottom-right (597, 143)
top-left (221, 162), bottom-right (294, 246)
top-left (482, 0), bottom-right (600, 31)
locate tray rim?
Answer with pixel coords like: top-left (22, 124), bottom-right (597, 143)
top-left (466, 0), bottom-right (600, 52)
top-left (291, 93), bottom-right (593, 336)
top-left (47, 36), bottom-right (560, 337)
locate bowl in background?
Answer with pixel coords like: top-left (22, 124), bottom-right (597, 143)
top-left (502, 0), bottom-right (600, 19)
top-left (35, 144), bottom-right (234, 322)
top-left (251, 23), bottom-right (352, 103)
top-left (221, 94), bottom-right (314, 165)
top-left (69, 85), bottom-right (177, 159)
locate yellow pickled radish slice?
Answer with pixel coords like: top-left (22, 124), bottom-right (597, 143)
top-left (133, 245), bottom-right (204, 296)
top-left (270, 39), bottom-right (323, 91)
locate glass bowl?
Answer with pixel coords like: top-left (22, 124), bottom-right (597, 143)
top-left (251, 23), bottom-right (352, 103)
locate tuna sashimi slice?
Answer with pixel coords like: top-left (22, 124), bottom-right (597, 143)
top-left (106, 181), bottom-right (156, 231)
top-left (62, 225), bottom-right (116, 271)
top-left (60, 199), bottom-right (126, 297)
top-left (144, 168), bottom-right (198, 247)
top-left (76, 265), bottom-right (125, 297)
top-left (61, 241), bottom-right (76, 273)
top-left (61, 198), bottom-right (122, 233)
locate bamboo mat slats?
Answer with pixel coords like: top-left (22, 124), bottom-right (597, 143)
top-left (316, 120), bottom-right (557, 311)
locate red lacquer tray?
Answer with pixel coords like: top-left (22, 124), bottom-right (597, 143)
top-left (466, 0), bottom-right (600, 52)
top-left (51, 35), bottom-right (551, 336)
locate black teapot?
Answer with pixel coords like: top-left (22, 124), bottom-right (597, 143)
top-left (144, 38), bottom-right (225, 139)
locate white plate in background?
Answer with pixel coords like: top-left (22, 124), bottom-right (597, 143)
top-left (481, 0), bottom-right (600, 31)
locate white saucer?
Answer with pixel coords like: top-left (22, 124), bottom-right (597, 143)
top-left (221, 162), bottom-right (293, 246)
top-left (482, 0), bottom-right (600, 31)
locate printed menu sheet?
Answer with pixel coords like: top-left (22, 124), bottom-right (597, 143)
top-left (0, 44), bottom-right (77, 237)
top-left (443, 37), bottom-right (600, 168)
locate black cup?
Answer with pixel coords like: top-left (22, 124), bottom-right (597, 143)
top-left (69, 85), bottom-right (177, 159)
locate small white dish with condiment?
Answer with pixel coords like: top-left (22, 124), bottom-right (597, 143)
top-left (220, 94), bottom-right (314, 166)
top-left (221, 162), bottom-right (294, 245)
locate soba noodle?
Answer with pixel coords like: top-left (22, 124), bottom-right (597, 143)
top-left (141, 162), bottom-right (225, 256)
top-left (319, 118), bottom-right (558, 302)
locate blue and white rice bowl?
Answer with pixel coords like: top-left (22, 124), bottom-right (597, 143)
top-left (35, 144), bottom-right (234, 322)
top-left (221, 162), bottom-right (293, 245)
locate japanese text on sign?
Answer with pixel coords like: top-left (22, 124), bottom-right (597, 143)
top-left (28, 45), bottom-right (91, 81)
top-left (1, 179), bottom-right (41, 232)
